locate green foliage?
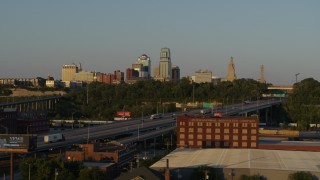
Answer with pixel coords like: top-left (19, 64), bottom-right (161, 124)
top-left (284, 78), bottom-right (320, 130)
top-left (78, 167), bottom-right (106, 180)
top-left (0, 87), bottom-right (12, 96)
top-left (56, 169), bottom-right (76, 180)
top-left (54, 79), bottom-right (267, 120)
top-left (287, 171), bottom-right (314, 180)
top-left (19, 157), bottom-right (104, 180)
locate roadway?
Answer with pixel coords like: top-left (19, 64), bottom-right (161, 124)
top-left (35, 98), bottom-right (283, 151)
top-left (208, 98), bottom-right (282, 116)
top-left (35, 116), bottom-right (177, 151)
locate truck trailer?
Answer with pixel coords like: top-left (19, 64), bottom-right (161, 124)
top-left (43, 133), bottom-right (65, 143)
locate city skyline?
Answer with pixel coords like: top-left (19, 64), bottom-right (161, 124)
top-left (1, 1), bottom-right (319, 85)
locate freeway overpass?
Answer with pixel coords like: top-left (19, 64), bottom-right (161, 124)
top-left (35, 117), bottom-right (177, 152)
top-left (0, 98), bottom-right (283, 154)
top-left (34, 98), bottom-right (283, 150)
top-left (221, 98), bottom-right (282, 116)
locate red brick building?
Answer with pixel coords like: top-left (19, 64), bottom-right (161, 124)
top-left (177, 115), bottom-right (259, 148)
top-left (65, 142), bottom-right (136, 166)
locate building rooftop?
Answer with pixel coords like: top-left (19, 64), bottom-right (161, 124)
top-left (151, 148), bottom-right (320, 172)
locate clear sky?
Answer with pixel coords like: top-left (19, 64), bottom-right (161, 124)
top-left (0, 1), bottom-right (319, 85)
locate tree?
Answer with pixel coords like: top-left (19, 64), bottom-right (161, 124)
top-left (52, 78), bottom-right (268, 120)
top-left (56, 169), bottom-right (75, 180)
top-left (284, 78), bottom-right (320, 130)
top-left (288, 171), bottom-right (314, 180)
top-left (78, 167), bottom-right (106, 180)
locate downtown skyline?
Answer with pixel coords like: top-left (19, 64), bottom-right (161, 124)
top-left (1, 1), bottom-right (319, 85)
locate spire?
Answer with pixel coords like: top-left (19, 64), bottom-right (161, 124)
top-left (259, 64), bottom-right (266, 83)
top-left (226, 57), bottom-right (237, 81)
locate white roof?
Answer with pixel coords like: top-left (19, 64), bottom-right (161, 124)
top-left (151, 148), bottom-right (320, 172)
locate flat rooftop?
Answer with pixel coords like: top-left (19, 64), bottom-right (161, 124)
top-left (151, 148), bottom-right (320, 172)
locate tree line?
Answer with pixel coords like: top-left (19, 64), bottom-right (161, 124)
top-left (53, 78), bottom-right (268, 120)
top-left (284, 78), bottom-right (320, 130)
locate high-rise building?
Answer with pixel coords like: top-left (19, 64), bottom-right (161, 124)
top-left (226, 57), bottom-right (237, 81)
top-left (172, 65), bottom-right (180, 82)
top-left (194, 69), bottom-right (212, 83)
top-left (114, 70), bottom-right (124, 83)
top-left (126, 68), bottom-right (139, 80)
top-left (62, 63), bottom-right (80, 81)
top-left (132, 54), bottom-right (151, 79)
top-left (159, 47), bottom-right (172, 81)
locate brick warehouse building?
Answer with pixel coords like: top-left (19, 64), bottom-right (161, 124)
top-left (177, 115), bottom-right (259, 148)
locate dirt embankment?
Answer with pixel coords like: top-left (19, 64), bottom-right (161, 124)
top-left (8, 88), bottom-right (66, 97)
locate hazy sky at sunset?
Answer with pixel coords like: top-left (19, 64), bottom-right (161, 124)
top-left (1, 1), bottom-right (319, 85)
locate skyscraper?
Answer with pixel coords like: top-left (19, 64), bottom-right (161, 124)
top-left (172, 65), bottom-right (180, 82)
top-left (159, 47), bottom-right (172, 81)
top-left (133, 54), bottom-right (151, 78)
top-left (226, 57), bottom-right (237, 82)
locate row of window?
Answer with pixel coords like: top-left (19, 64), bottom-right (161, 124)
top-left (179, 140), bottom-right (257, 148)
top-left (180, 121), bottom-right (257, 128)
top-left (179, 128), bottom-right (257, 134)
top-left (179, 134), bottom-right (257, 141)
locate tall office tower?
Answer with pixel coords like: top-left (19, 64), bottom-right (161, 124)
top-left (226, 57), bottom-right (237, 82)
top-left (62, 63), bottom-right (80, 81)
top-left (134, 54), bottom-right (151, 78)
top-left (259, 65), bottom-right (266, 83)
top-left (172, 65), bottom-right (180, 82)
top-left (159, 47), bottom-right (172, 81)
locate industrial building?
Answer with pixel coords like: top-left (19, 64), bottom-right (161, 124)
top-left (177, 115), bottom-right (259, 149)
top-left (151, 148), bottom-right (320, 180)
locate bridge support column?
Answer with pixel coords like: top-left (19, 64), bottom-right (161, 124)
top-left (265, 108), bottom-right (268, 125)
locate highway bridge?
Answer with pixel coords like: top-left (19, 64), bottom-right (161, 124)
top-left (31, 98), bottom-right (283, 151)
top-left (220, 98), bottom-right (282, 116)
top-left (0, 95), bottom-right (62, 112)
top-left (35, 117), bottom-right (177, 152)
